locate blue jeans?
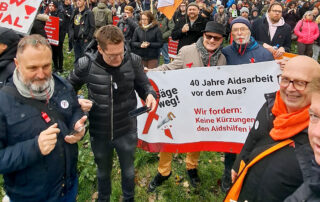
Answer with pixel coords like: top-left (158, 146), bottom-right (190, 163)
top-left (90, 132), bottom-right (137, 201)
top-left (160, 43), bottom-right (170, 64)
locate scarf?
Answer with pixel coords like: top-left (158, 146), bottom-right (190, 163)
top-left (266, 14), bottom-right (285, 41)
top-left (13, 68), bottom-right (55, 101)
top-left (196, 37), bottom-right (222, 67)
top-left (142, 23), bottom-right (153, 30)
top-left (269, 91), bottom-right (310, 141)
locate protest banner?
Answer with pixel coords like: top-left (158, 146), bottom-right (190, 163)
top-left (137, 61), bottom-right (281, 154)
top-left (44, 16), bottom-right (59, 46)
top-left (0, 0), bottom-right (42, 34)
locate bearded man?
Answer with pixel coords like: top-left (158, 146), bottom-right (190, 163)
top-left (0, 34), bottom-right (86, 201)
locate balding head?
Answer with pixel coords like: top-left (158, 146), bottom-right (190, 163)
top-left (279, 56), bottom-right (320, 113)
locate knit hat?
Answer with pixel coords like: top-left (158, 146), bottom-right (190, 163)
top-left (49, 1), bottom-right (59, 8)
top-left (240, 7), bottom-right (249, 14)
top-left (187, 2), bottom-right (199, 10)
top-left (203, 21), bottom-right (226, 36)
top-left (230, 16), bottom-right (251, 30)
top-left (0, 27), bottom-right (20, 46)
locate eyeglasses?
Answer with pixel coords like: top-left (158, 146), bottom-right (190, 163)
top-left (309, 109), bottom-right (320, 124)
top-left (277, 75), bottom-right (309, 91)
top-left (104, 52), bottom-right (124, 60)
top-left (231, 27), bottom-right (249, 33)
top-left (271, 10), bottom-right (282, 14)
top-left (204, 34), bottom-right (223, 41)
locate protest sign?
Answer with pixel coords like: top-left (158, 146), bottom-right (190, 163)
top-left (137, 61), bottom-right (281, 153)
top-left (0, 0), bottom-right (42, 34)
top-left (45, 16), bottom-right (59, 46)
top-left (168, 37), bottom-right (178, 59)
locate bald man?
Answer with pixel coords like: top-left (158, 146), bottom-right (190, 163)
top-left (226, 56), bottom-right (320, 202)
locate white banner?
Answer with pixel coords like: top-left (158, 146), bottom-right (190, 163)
top-left (137, 61), bottom-right (281, 153)
top-left (0, 0), bottom-right (42, 34)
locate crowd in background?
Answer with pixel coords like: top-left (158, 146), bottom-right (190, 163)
top-left (31, 0), bottom-right (320, 73)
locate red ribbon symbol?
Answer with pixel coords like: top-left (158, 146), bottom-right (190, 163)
top-left (186, 62), bottom-right (193, 68)
top-left (142, 79), bottom-right (160, 134)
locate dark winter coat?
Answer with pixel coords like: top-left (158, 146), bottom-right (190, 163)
top-left (222, 37), bottom-right (274, 65)
top-left (117, 17), bottom-right (138, 42)
top-left (252, 16), bottom-right (292, 52)
top-left (283, 9), bottom-right (300, 30)
top-left (68, 48), bottom-right (156, 141)
top-left (0, 75), bottom-right (83, 202)
top-left (69, 7), bottom-right (95, 42)
top-left (0, 29), bottom-right (21, 88)
top-left (285, 160), bottom-right (320, 202)
top-left (62, 4), bottom-right (73, 33)
top-left (131, 23), bottom-right (163, 60)
top-left (171, 15), bottom-right (208, 51)
top-left (233, 92), bottom-right (314, 202)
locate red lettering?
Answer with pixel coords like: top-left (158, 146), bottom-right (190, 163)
top-left (0, 13), bottom-right (3, 20)
top-left (0, 2), bottom-right (8, 11)
top-left (1, 14), bottom-right (12, 25)
top-left (9, 0), bottom-right (26, 7)
top-left (13, 16), bottom-right (22, 28)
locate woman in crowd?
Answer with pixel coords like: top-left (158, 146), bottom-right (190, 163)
top-left (131, 10), bottom-right (162, 69)
top-left (294, 11), bottom-right (319, 57)
top-left (312, 15), bottom-right (320, 61)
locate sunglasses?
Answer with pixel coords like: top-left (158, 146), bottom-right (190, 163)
top-left (204, 34), bottom-right (223, 41)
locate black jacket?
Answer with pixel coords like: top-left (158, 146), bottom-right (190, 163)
top-left (117, 17), bottom-right (138, 42)
top-left (69, 7), bottom-right (95, 42)
top-left (0, 75), bottom-right (83, 201)
top-left (68, 48), bottom-right (156, 140)
top-left (233, 92), bottom-right (314, 202)
top-left (171, 15), bottom-right (208, 51)
top-left (285, 160), bottom-right (320, 202)
top-left (252, 16), bottom-right (292, 52)
top-left (131, 23), bottom-right (163, 60)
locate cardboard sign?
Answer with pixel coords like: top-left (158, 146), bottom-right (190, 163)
top-left (137, 61), bottom-right (281, 153)
top-left (0, 0), bottom-right (42, 34)
top-left (45, 16), bottom-right (59, 46)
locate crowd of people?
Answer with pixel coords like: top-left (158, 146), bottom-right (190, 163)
top-left (1, 0), bottom-right (320, 201)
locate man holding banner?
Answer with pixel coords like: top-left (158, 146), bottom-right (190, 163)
top-left (220, 16), bottom-right (274, 193)
top-left (225, 56), bottom-right (320, 202)
top-left (146, 21), bottom-right (227, 192)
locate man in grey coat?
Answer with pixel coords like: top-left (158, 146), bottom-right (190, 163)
top-left (145, 21), bottom-right (226, 192)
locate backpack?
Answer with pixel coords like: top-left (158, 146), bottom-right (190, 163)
top-left (94, 8), bottom-right (108, 28)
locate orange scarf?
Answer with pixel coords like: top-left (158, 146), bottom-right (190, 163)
top-left (269, 91), bottom-right (310, 141)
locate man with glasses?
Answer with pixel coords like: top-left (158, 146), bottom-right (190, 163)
top-left (285, 72), bottom-right (320, 202)
top-left (226, 56), bottom-right (320, 202)
top-left (252, 2), bottom-right (292, 58)
top-left (220, 16), bottom-right (273, 193)
top-left (0, 34), bottom-right (87, 201)
top-left (146, 21), bottom-right (226, 192)
top-left (68, 25), bottom-right (157, 202)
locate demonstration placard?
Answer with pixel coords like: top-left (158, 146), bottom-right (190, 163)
top-left (45, 16), bottom-right (59, 46)
top-left (137, 61), bottom-right (281, 154)
top-left (0, 0), bottom-right (42, 34)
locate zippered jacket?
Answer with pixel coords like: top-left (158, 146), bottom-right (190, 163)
top-left (294, 20), bottom-right (319, 44)
top-left (68, 49), bottom-right (156, 140)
